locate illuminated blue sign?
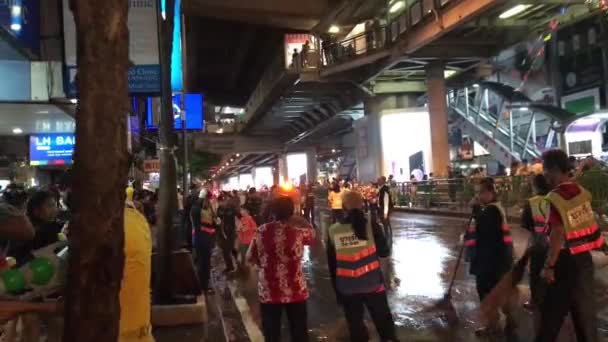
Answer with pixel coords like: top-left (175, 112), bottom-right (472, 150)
top-left (29, 133), bottom-right (75, 166)
top-left (145, 93), bottom-right (203, 130)
top-left (170, 0), bottom-right (183, 92)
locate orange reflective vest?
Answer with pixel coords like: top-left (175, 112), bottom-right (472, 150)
top-left (329, 222), bottom-right (383, 295)
top-left (464, 202), bottom-right (513, 247)
top-left (547, 185), bottom-right (604, 255)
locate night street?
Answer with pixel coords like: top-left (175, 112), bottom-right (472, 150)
top-left (191, 212), bottom-right (608, 342)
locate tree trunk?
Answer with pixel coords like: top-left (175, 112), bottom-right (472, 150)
top-left (155, 0), bottom-right (177, 304)
top-left (63, 1), bottom-right (129, 341)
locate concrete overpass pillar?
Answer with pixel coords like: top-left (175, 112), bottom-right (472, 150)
top-left (278, 154), bottom-right (288, 184)
top-left (306, 148), bottom-right (317, 184)
top-left (358, 94), bottom-right (418, 183)
top-left (359, 98), bottom-right (384, 183)
top-left (426, 61), bottom-right (450, 178)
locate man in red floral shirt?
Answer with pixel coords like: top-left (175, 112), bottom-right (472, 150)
top-left (248, 196), bottom-right (315, 342)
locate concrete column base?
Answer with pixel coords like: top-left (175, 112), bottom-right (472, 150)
top-left (151, 295), bottom-right (207, 326)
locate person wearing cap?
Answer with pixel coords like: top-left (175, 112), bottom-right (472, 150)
top-left (535, 150), bottom-right (601, 342)
top-left (190, 189), bottom-right (216, 294)
top-left (326, 191), bottom-right (397, 342)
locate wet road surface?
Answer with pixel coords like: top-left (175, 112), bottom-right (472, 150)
top-left (198, 212), bottom-right (608, 341)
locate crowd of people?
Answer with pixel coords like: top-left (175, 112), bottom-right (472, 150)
top-left (0, 183), bottom-right (155, 341)
top-left (0, 148), bottom-right (605, 341)
top-left (183, 180), bottom-right (399, 341)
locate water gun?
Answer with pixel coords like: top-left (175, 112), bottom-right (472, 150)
top-left (0, 238), bottom-right (68, 298)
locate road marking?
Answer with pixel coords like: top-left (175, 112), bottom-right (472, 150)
top-left (209, 291), bottom-right (231, 342)
top-left (227, 280), bottom-right (264, 342)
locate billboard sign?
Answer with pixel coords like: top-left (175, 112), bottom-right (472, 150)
top-left (62, 0), bottom-right (161, 96)
top-left (29, 133), bottom-right (75, 166)
top-left (146, 93), bottom-right (204, 130)
top-left (143, 159), bottom-right (160, 173)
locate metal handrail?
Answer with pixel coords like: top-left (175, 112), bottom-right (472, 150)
top-left (321, 0), bottom-right (456, 67)
top-left (323, 28), bottom-right (388, 66)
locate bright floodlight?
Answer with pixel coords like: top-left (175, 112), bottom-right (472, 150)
top-left (10, 23), bottom-right (21, 31)
top-left (328, 25), bottom-right (340, 34)
top-left (499, 5), bottom-right (532, 19)
top-left (12, 127), bottom-right (22, 134)
top-left (389, 1), bottom-right (404, 14)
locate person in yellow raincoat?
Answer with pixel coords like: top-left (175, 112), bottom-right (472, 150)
top-left (121, 188), bottom-right (154, 342)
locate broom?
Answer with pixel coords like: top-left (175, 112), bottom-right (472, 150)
top-left (430, 216), bottom-right (474, 312)
top-left (479, 246), bottom-right (532, 325)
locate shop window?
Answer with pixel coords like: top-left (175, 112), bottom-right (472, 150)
top-left (422, 0), bottom-right (434, 15)
top-left (391, 21), bottom-right (399, 42)
top-left (410, 2), bottom-right (422, 26)
top-left (569, 140), bottom-right (592, 155)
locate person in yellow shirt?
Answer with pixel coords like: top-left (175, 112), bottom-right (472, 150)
top-left (120, 200), bottom-right (154, 342)
top-left (328, 183), bottom-right (343, 223)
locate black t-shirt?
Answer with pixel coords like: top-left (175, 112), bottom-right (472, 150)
top-left (470, 205), bottom-right (513, 276)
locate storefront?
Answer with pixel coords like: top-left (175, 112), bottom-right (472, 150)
top-left (253, 167), bottom-right (273, 189)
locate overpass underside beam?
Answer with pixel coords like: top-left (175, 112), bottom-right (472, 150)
top-left (183, 0), bottom-right (328, 30)
top-left (392, 0), bottom-right (502, 57)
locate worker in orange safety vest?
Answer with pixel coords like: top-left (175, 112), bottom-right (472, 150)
top-left (535, 150), bottom-right (603, 342)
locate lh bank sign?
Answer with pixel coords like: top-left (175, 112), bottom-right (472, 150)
top-left (29, 133), bottom-right (75, 166)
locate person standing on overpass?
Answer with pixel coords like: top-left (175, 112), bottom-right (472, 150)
top-left (535, 149), bottom-right (601, 342)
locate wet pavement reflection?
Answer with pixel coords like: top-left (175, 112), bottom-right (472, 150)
top-left (212, 213), bottom-right (608, 341)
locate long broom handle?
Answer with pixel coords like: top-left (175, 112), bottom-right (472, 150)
top-left (446, 216), bottom-right (474, 295)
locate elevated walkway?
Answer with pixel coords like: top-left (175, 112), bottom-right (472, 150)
top-left (319, 0), bottom-right (502, 82)
top-left (240, 43), bottom-right (363, 145)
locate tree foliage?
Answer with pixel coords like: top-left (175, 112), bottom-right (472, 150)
top-left (189, 151), bottom-right (221, 179)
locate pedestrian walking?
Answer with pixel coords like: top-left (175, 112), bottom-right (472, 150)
top-left (520, 174), bottom-right (551, 312)
top-left (237, 206), bottom-right (256, 267)
top-left (377, 176), bottom-right (392, 221)
top-left (535, 149), bottom-right (602, 342)
top-left (248, 196), bottom-right (315, 342)
top-left (244, 187), bottom-right (263, 225)
top-left (328, 183), bottom-right (344, 223)
top-left (190, 190), bottom-right (216, 294)
top-left (217, 194), bottom-right (239, 274)
top-left (465, 177), bottom-right (514, 335)
top-left (303, 183), bottom-right (316, 226)
top-left (326, 191), bottom-right (398, 342)
top-left (301, 40), bottom-right (310, 67)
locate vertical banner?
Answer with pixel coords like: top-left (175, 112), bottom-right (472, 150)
top-left (62, 0), bottom-right (161, 96)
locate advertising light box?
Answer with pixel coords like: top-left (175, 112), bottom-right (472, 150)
top-left (30, 133), bottom-right (75, 166)
top-left (146, 93), bottom-right (204, 130)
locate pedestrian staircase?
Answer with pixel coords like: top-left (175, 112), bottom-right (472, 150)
top-left (447, 82), bottom-right (566, 166)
